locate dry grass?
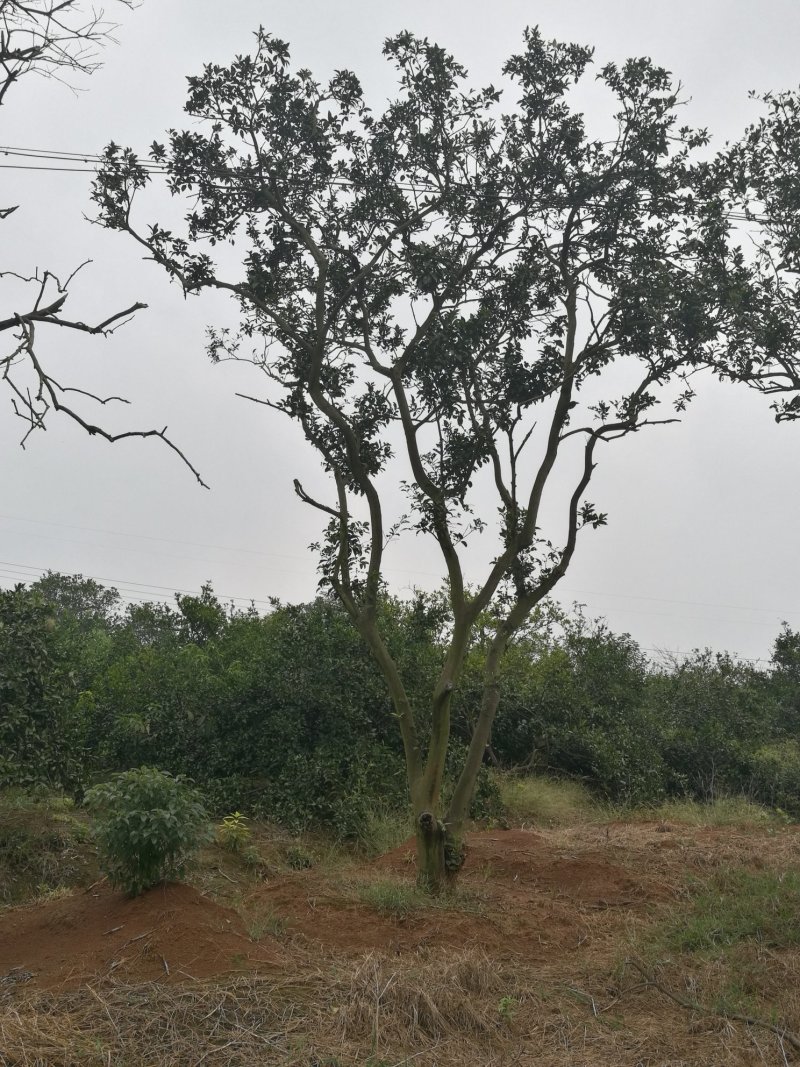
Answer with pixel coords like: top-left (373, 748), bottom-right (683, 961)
top-left (5, 946), bottom-right (799, 1066)
top-left (635, 795), bottom-right (785, 828)
top-left (493, 772), bottom-right (601, 827)
top-left (0, 950), bottom-right (529, 1066)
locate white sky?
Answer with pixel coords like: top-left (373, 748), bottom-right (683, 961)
top-left (2, 0), bottom-right (799, 663)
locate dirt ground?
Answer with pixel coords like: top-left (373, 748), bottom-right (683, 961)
top-left (2, 820), bottom-right (800, 1065)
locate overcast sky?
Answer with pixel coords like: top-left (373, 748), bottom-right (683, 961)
top-left (2, 0), bottom-right (799, 663)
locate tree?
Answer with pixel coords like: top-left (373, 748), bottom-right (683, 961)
top-left (93, 29), bottom-right (800, 890)
top-left (31, 570), bottom-right (121, 630)
top-left (0, 584), bottom-right (83, 793)
top-left (720, 88), bottom-right (800, 422)
top-left (0, 0), bottom-right (205, 482)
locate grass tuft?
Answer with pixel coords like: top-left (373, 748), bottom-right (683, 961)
top-left (357, 879), bottom-right (427, 918)
top-left (355, 807), bottom-right (411, 857)
top-left (355, 877), bottom-right (486, 918)
top-left (247, 909), bottom-right (288, 941)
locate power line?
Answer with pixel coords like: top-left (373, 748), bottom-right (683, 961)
top-left (559, 585), bottom-right (799, 619)
top-left (640, 645), bottom-right (770, 665)
top-left (1, 508), bottom-right (798, 618)
top-left (0, 552), bottom-right (794, 632)
top-left (0, 560), bottom-right (775, 664)
top-left (0, 163), bottom-right (121, 173)
top-left (0, 559), bottom-right (274, 607)
top-left (0, 143), bottom-right (766, 223)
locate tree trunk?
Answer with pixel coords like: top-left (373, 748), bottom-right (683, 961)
top-left (415, 810), bottom-right (446, 892)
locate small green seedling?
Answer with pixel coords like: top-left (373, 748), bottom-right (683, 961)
top-left (498, 995), bottom-right (518, 1021)
top-left (217, 811), bottom-right (251, 853)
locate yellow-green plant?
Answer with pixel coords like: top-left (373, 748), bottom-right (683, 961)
top-left (217, 811), bottom-right (251, 853)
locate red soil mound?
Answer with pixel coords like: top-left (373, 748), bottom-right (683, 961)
top-left (378, 828), bottom-right (657, 903)
top-left (0, 881), bottom-right (278, 990)
top-left (251, 828), bottom-right (668, 961)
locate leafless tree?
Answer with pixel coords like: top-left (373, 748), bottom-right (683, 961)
top-left (1, 0), bottom-right (206, 484)
top-left (0, 0), bottom-right (134, 104)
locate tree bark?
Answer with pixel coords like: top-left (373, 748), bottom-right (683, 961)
top-left (415, 810), bottom-right (447, 892)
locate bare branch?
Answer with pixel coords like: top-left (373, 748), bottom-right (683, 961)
top-left (0, 0), bottom-right (138, 107)
top-left (2, 269), bottom-right (207, 487)
top-left (292, 477), bottom-right (341, 519)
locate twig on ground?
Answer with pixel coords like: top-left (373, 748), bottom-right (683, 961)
top-left (627, 957), bottom-right (800, 1053)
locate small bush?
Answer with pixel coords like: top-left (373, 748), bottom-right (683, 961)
top-left (85, 767), bottom-right (211, 896)
top-left (748, 742), bottom-right (800, 815)
top-left (217, 811), bottom-right (251, 852)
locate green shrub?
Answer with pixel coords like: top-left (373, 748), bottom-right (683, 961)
top-left (85, 767), bottom-right (211, 896)
top-left (748, 742), bottom-right (800, 815)
top-left (0, 586), bottom-right (85, 796)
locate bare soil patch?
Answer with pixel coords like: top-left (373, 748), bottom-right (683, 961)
top-left (251, 827), bottom-right (671, 963)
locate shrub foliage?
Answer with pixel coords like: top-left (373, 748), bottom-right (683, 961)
top-left (5, 573), bottom-right (800, 829)
top-left (85, 767), bottom-right (210, 896)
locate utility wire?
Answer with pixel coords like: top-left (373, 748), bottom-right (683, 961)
top-left (3, 512), bottom-right (797, 623)
top-left (0, 560), bottom-right (774, 664)
top-left (0, 553), bottom-right (793, 631)
top-left (1, 512), bottom-right (797, 618)
top-left (0, 144), bottom-right (768, 223)
top-left (0, 559), bottom-right (274, 607)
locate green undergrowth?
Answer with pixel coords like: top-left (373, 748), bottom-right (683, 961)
top-left (656, 867), bottom-right (800, 956)
top-left (0, 789), bottom-right (97, 906)
top-left (636, 795), bottom-right (787, 828)
top-left (634, 864), bottom-right (800, 1022)
top-left (495, 772), bottom-right (791, 830)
